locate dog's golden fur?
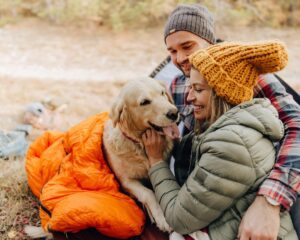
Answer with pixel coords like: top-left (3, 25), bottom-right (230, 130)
top-left (103, 77), bottom-right (179, 232)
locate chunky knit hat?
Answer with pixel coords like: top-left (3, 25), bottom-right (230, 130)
top-left (164, 4), bottom-right (216, 44)
top-left (189, 41), bottom-right (288, 105)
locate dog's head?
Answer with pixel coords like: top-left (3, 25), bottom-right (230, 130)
top-left (110, 77), bottom-right (180, 140)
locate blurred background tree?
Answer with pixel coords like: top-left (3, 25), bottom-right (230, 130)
top-left (0, 0), bottom-right (299, 29)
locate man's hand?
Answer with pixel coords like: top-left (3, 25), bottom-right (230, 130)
top-left (238, 196), bottom-right (280, 240)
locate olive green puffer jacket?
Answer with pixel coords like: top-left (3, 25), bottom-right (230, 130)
top-left (149, 99), bottom-right (297, 239)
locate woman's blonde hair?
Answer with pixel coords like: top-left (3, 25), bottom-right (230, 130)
top-left (208, 89), bottom-right (234, 125)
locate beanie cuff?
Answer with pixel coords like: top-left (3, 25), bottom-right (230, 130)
top-left (164, 4), bottom-right (216, 44)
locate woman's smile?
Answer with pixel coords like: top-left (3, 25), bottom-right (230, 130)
top-left (193, 105), bottom-right (205, 112)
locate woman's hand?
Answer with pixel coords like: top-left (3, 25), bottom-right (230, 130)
top-left (142, 129), bottom-right (166, 166)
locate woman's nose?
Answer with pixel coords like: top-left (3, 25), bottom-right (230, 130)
top-left (186, 88), bottom-right (195, 103)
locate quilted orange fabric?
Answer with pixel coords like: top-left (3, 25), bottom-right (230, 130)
top-left (26, 112), bottom-right (145, 239)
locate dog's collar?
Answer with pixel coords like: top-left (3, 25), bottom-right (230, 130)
top-left (121, 131), bottom-right (140, 144)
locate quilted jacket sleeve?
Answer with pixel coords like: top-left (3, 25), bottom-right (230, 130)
top-left (149, 127), bottom-right (262, 234)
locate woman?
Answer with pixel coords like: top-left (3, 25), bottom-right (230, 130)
top-left (142, 41), bottom-right (297, 239)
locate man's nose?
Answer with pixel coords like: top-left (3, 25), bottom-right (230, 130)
top-left (177, 51), bottom-right (188, 64)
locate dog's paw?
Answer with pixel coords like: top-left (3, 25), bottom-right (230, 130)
top-left (146, 204), bottom-right (172, 232)
top-left (155, 214), bottom-right (172, 233)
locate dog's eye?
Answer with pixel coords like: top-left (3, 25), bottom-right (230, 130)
top-left (161, 91), bottom-right (165, 96)
top-left (140, 99), bottom-right (151, 106)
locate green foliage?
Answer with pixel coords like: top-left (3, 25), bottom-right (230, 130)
top-left (97, 0), bottom-right (174, 31)
top-left (0, 0), bottom-right (299, 28)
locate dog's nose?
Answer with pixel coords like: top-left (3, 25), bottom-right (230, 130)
top-left (166, 109), bottom-right (179, 121)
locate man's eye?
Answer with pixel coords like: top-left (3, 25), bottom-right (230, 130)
top-left (195, 89), bottom-right (203, 93)
top-left (183, 45), bottom-right (192, 50)
top-left (140, 99), bottom-right (151, 106)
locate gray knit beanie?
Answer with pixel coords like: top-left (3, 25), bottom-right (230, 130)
top-left (164, 4), bottom-right (216, 44)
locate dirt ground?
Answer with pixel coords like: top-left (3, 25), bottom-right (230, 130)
top-left (0, 19), bottom-right (299, 239)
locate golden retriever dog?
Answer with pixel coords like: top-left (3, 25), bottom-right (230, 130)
top-left (25, 77), bottom-right (179, 238)
top-left (103, 77), bottom-right (179, 232)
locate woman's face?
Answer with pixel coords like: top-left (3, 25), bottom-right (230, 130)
top-left (187, 68), bottom-right (211, 122)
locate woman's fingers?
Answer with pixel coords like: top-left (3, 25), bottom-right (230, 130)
top-left (143, 129), bottom-right (166, 149)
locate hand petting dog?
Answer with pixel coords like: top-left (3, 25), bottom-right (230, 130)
top-left (142, 129), bottom-right (166, 167)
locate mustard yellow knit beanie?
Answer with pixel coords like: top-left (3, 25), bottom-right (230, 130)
top-left (189, 41), bottom-right (288, 105)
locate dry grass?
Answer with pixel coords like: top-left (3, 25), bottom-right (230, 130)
top-left (0, 158), bottom-right (40, 240)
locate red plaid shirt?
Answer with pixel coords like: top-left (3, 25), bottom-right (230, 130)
top-left (171, 73), bottom-right (300, 210)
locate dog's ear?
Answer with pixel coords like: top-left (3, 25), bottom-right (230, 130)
top-left (157, 80), bottom-right (174, 104)
top-left (110, 98), bottom-right (124, 127)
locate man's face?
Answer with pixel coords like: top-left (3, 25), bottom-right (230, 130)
top-left (166, 31), bottom-right (211, 77)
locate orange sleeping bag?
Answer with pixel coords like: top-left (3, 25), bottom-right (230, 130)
top-left (25, 112), bottom-right (145, 239)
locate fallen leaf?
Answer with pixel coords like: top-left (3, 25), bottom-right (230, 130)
top-left (8, 230), bottom-right (17, 238)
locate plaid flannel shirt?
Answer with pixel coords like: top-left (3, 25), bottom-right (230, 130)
top-left (170, 73), bottom-right (300, 210)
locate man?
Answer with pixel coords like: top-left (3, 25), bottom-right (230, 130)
top-left (163, 4), bottom-right (300, 239)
